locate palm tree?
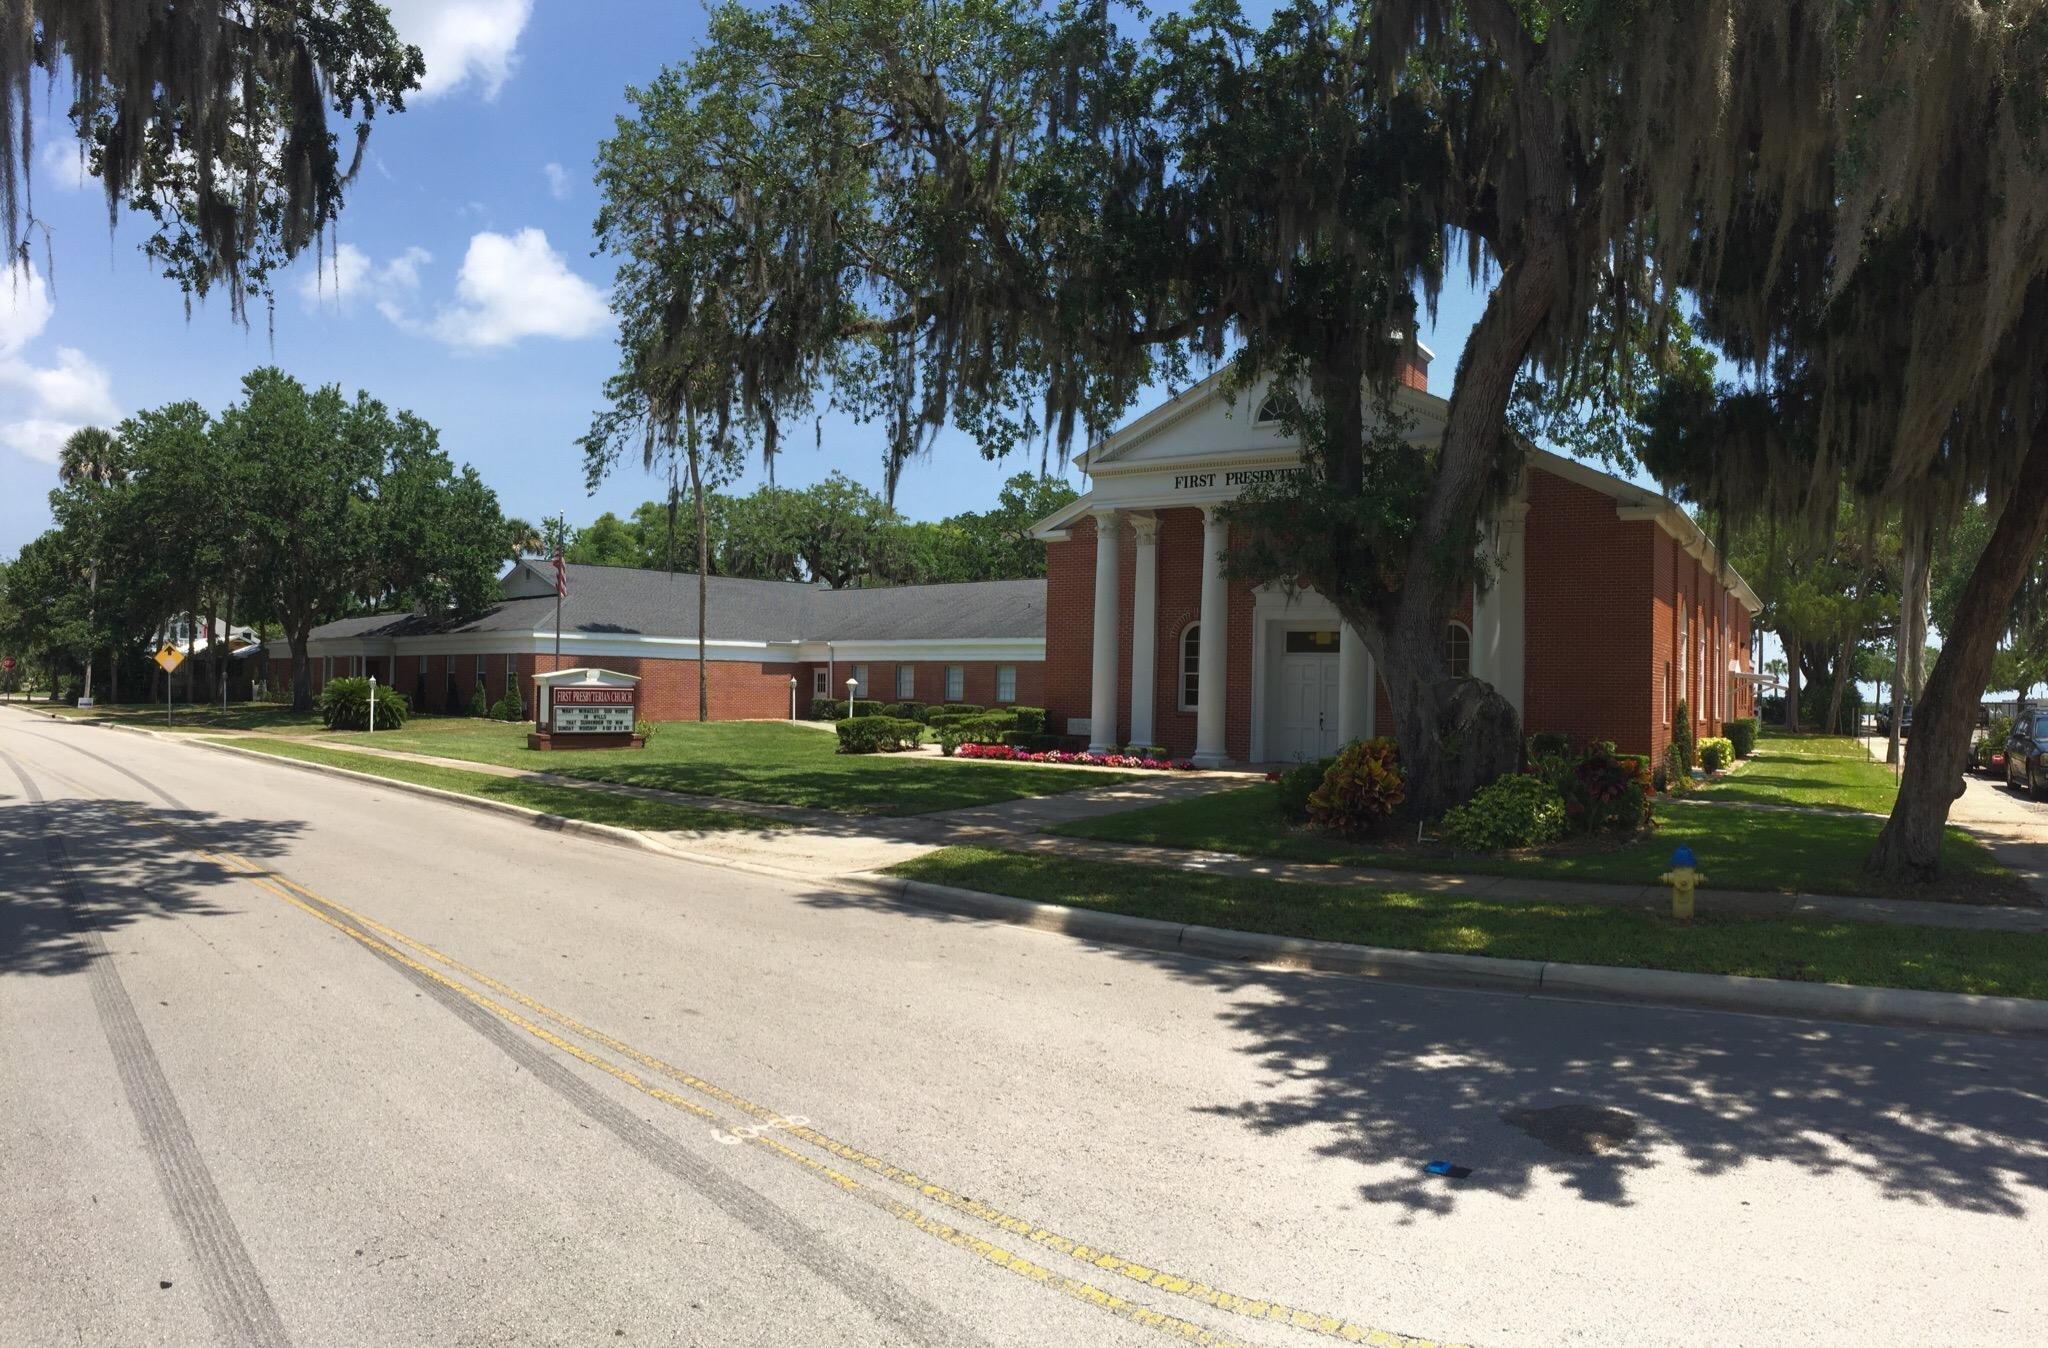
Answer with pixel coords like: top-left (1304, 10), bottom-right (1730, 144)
top-left (503, 517), bottom-right (545, 563)
top-left (58, 426), bottom-right (124, 706)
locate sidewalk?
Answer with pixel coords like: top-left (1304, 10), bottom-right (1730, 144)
top-left (259, 732), bottom-right (2048, 935)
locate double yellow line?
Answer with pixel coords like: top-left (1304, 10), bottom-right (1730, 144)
top-left (96, 791), bottom-right (1458, 1348)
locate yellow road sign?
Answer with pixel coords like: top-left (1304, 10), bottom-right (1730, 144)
top-left (154, 644), bottom-right (185, 673)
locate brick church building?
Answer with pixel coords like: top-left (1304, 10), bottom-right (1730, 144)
top-left (1028, 353), bottom-right (1763, 766)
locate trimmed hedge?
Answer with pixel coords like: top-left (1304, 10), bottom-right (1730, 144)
top-left (1726, 716), bottom-right (1759, 759)
top-left (835, 715), bottom-right (924, 754)
top-left (1012, 706), bottom-right (1046, 735)
top-left (813, 698), bottom-right (884, 721)
top-left (1698, 736), bottom-right (1734, 772)
top-left (1275, 756), bottom-right (1336, 823)
top-left (881, 701), bottom-right (930, 722)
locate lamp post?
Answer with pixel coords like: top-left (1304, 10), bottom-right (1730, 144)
top-left (368, 675), bottom-right (377, 735)
top-left (846, 675), bottom-right (858, 715)
top-left (789, 675), bottom-right (798, 720)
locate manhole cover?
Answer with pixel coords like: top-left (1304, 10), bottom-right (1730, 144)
top-left (1501, 1103), bottom-right (1639, 1156)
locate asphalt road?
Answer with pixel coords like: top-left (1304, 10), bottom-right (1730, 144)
top-left (3, 713), bottom-right (2045, 1348)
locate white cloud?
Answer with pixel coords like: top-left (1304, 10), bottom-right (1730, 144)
top-left (383, 0), bottom-right (535, 100)
top-left (37, 140), bottom-right (92, 191)
top-left (298, 242), bottom-right (433, 327)
top-left (425, 228), bottom-right (608, 349)
top-left (0, 263), bottom-right (119, 464)
top-left (543, 161), bottom-right (570, 201)
top-left (0, 265), bottom-right (54, 357)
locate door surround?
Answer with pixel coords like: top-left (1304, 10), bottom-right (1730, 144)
top-left (1250, 585), bottom-right (1345, 763)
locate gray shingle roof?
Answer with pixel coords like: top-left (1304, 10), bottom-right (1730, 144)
top-left (309, 564), bottom-right (1045, 645)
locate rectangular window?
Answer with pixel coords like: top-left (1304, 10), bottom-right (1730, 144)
top-left (505, 655), bottom-right (518, 708)
top-left (1180, 627), bottom-right (1200, 712)
top-left (475, 654), bottom-right (487, 688)
top-left (417, 653), bottom-right (428, 676)
top-left (1283, 629), bottom-right (1340, 654)
top-left (850, 664), bottom-right (868, 699)
top-left (945, 665), bottom-right (964, 701)
top-left (896, 664), bottom-right (916, 699)
top-left (812, 668), bottom-right (828, 698)
top-left (1661, 665), bottom-right (1670, 725)
top-left (996, 665), bottom-right (1017, 703)
top-left (323, 656), bottom-right (333, 683)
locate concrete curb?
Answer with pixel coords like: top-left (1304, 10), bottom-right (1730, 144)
top-left (17, 705), bottom-right (2045, 1037)
top-left (837, 875), bottom-right (2048, 1038)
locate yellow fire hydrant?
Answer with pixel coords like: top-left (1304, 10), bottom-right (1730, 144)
top-left (1660, 845), bottom-right (1705, 923)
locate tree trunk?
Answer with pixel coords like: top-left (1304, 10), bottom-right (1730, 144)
top-left (81, 562), bottom-right (98, 703)
top-left (690, 446), bottom-right (710, 723)
top-left (1784, 634), bottom-right (1803, 731)
top-left (1886, 663), bottom-right (1903, 764)
top-left (289, 627), bottom-right (314, 712)
top-left (1825, 632), bottom-right (1854, 734)
top-left (1868, 423), bottom-right (2048, 880)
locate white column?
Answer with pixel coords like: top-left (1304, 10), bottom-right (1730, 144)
top-left (1088, 509), bottom-right (1121, 754)
top-left (1472, 504), bottom-right (1529, 722)
top-left (1192, 507), bottom-right (1231, 767)
top-left (1128, 513), bottom-right (1159, 747)
top-left (1337, 622), bottom-right (1374, 744)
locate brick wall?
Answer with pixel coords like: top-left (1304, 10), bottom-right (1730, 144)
top-left (1524, 468), bottom-right (1658, 757)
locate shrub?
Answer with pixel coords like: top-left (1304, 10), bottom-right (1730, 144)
top-left (809, 697), bottom-right (839, 720)
top-left (1275, 756), bottom-right (1336, 823)
top-left (835, 715), bottom-right (923, 754)
top-left (1541, 740), bottom-right (1652, 833)
top-left (942, 702), bottom-right (984, 714)
top-left (444, 676), bottom-right (464, 715)
top-left (1726, 716), bottom-right (1759, 759)
top-left (468, 684), bottom-right (491, 718)
top-left (1439, 774), bottom-right (1569, 852)
top-left (1306, 737), bottom-right (1405, 837)
top-left (1698, 736), bottom-right (1734, 772)
top-left (1672, 700), bottom-right (1695, 771)
top-left (1527, 730), bottom-right (1572, 760)
top-left (1661, 742), bottom-right (1692, 796)
top-left (320, 676), bottom-right (409, 732)
top-left (1120, 743), bottom-right (1166, 758)
top-left (881, 700), bottom-right (928, 721)
top-left (491, 690), bottom-right (525, 722)
top-left (935, 714), bottom-right (1012, 755)
top-left (1012, 706), bottom-right (1046, 735)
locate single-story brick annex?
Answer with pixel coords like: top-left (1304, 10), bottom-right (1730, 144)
top-left (293, 564), bottom-right (1047, 722)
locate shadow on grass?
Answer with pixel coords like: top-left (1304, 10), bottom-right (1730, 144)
top-left (796, 884), bottom-right (2048, 1221)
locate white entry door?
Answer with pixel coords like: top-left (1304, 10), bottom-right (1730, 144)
top-left (1277, 652), bottom-right (1341, 761)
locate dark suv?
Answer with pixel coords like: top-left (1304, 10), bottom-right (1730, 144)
top-left (2005, 709), bottom-right (2048, 796)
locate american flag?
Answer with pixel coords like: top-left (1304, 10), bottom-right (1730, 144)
top-left (551, 553), bottom-right (568, 598)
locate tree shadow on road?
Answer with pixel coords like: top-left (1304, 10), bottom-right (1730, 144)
top-left (798, 887), bottom-right (2048, 1220)
top-left (0, 790), bottom-right (307, 979)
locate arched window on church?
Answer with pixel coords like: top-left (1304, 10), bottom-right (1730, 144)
top-left (1444, 621), bottom-right (1472, 679)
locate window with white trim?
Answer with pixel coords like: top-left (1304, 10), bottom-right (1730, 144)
top-left (996, 665), bottom-right (1017, 703)
top-left (945, 665), bottom-right (964, 701)
top-left (813, 668), bottom-right (828, 698)
top-left (417, 653), bottom-right (428, 675)
top-left (896, 664), bottom-right (916, 699)
top-left (849, 664), bottom-right (868, 698)
top-left (1178, 624), bottom-right (1200, 711)
top-left (1443, 622), bottom-right (1471, 679)
top-left (1676, 601), bottom-right (1689, 715)
top-left (475, 654), bottom-right (487, 688)
top-left (505, 655), bottom-right (518, 708)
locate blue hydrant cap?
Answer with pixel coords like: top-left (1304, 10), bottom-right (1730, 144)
top-left (1670, 845), bottom-right (1697, 868)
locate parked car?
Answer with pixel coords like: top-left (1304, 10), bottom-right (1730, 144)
top-left (1874, 705), bottom-right (1913, 738)
top-left (2004, 710), bottom-right (2048, 796)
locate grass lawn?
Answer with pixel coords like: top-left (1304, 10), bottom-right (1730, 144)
top-left (890, 846), bottom-right (2048, 1000)
top-left (228, 737), bottom-right (787, 834)
top-left (9, 700), bottom-right (328, 735)
top-left (324, 717), bottom-right (1141, 817)
top-left (1700, 731), bottom-right (1901, 813)
top-left (1050, 784), bottom-right (2021, 902)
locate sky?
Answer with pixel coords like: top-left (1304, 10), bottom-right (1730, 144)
top-left (0, 0), bottom-right (1505, 561)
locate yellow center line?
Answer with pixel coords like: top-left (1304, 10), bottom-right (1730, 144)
top-left (75, 795), bottom-right (1303, 1348)
top-left (235, 862), bottom-right (1451, 1347)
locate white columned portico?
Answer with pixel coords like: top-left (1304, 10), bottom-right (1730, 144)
top-left (1192, 507), bottom-right (1231, 767)
top-left (1471, 501), bottom-right (1530, 721)
top-left (1088, 509), bottom-right (1122, 754)
top-left (1128, 513), bottom-right (1160, 746)
top-left (1337, 622), bottom-right (1375, 744)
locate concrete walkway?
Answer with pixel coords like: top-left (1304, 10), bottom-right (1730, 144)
top-left (261, 731), bottom-right (2048, 934)
top-left (1857, 734), bottom-right (2048, 901)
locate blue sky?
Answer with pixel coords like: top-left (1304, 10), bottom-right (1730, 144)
top-left (0, 0), bottom-right (1493, 561)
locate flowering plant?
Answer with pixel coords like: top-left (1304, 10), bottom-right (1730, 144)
top-left (955, 742), bottom-right (1197, 771)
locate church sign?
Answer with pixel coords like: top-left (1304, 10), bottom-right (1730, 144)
top-left (1172, 465), bottom-right (1311, 493)
top-left (530, 667), bottom-right (645, 750)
